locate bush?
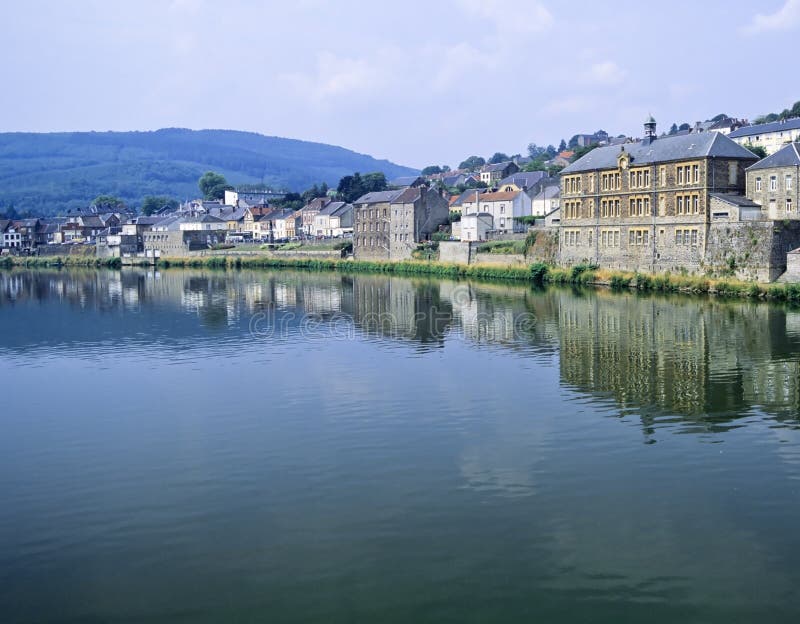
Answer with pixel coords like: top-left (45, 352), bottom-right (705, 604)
top-left (610, 274), bottom-right (632, 289)
top-left (529, 262), bottom-right (549, 282)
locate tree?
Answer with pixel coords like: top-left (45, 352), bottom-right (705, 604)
top-left (363, 172), bottom-right (387, 193)
top-left (744, 143), bottom-right (768, 159)
top-left (92, 195), bottom-right (126, 211)
top-left (710, 113), bottom-right (728, 122)
top-left (458, 155), bottom-right (485, 171)
top-left (421, 165), bottom-right (444, 176)
top-left (198, 171), bottom-right (232, 200)
top-left (140, 196), bottom-right (178, 216)
top-left (558, 139), bottom-right (567, 152)
top-left (668, 123), bottom-right (679, 135)
top-left (572, 144), bottom-right (601, 161)
top-left (488, 152), bottom-right (510, 164)
top-left (678, 123), bottom-right (691, 132)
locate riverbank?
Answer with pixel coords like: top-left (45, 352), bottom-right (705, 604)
top-left (6, 253), bottom-right (800, 303)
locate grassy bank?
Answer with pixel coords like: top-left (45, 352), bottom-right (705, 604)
top-left (4, 256), bottom-right (122, 269)
top-left (6, 252), bottom-right (800, 303)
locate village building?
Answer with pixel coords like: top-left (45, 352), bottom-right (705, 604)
top-left (299, 196), bottom-right (332, 236)
top-left (745, 142), bottom-right (800, 219)
top-left (461, 190), bottom-right (531, 234)
top-left (479, 161), bottom-right (519, 186)
top-left (353, 187), bottom-right (449, 260)
top-left (312, 202), bottom-right (353, 237)
top-left (531, 184), bottom-right (561, 217)
top-left (729, 118), bottom-right (800, 155)
top-left (498, 171), bottom-right (550, 193)
top-left (461, 213), bottom-right (493, 241)
top-left (557, 116), bottom-right (761, 274)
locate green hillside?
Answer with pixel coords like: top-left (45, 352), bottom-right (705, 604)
top-left (0, 128), bottom-right (417, 215)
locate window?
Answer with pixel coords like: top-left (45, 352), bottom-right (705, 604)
top-left (691, 230), bottom-right (698, 246)
top-left (756, 177), bottom-right (762, 191)
top-left (770, 176), bottom-right (777, 191)
top-left (678, 167), bottom-right (684, 185)
top-left (660, 167), bottom-right (666, 187)
top-left (694, 165), bottom-right (700, 183)
top-left (728, 162), bottom-right (737, 185)
top-left (786, 175), bottom-right (793, 191)
top-left (499, 218), bottom-right (505, 228)
top-left (677, 196), bottom-right (684, 215)
top-left (787, 198), bottom-right (794, 213)
top-left (500, 205), bottom-right (505, 214)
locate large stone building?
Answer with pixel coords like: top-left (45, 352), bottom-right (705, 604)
top-left (745, 142), bottom-right (800, 219)
top-left (353, 187), bottom-right (449, 260)
top-left (558, 117), bottom-right (760, 274)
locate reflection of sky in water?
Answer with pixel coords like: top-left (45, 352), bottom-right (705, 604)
top-left (1, 269), bottom-right (800, 622)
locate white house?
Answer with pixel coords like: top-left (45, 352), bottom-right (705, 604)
top-left (729, 118), bottom-right (800, 155)
top-left (531, 184), bottom-right (560, 217)
top-left (461, 213), bottom-right (493, 241)
top-left (463, 190), bottom-right (531, 233)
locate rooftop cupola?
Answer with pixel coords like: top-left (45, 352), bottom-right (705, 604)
top-left (643, 114), bottom-right (657, 145)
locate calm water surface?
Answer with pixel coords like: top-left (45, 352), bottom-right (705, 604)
top-left (1, 268), bottom-right (799, 622)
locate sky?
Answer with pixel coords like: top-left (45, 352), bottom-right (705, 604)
top-left (1, 0), bottom-right (798, 169)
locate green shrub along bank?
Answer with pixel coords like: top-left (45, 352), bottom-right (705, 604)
top-left (7, 253), bottom-right (800, 303)
top-left (6, 256), bottom-right (122, 269)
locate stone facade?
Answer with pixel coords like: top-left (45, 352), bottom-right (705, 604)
top-left (745, 143), bottom-right (800, 219)
top-left (353, 187), bottom-right (449, 261)
top-left (558, 120), bottom-right (760, 275)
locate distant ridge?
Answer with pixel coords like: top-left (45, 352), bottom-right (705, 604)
top-left (0, 128), bottom-right (418, 214)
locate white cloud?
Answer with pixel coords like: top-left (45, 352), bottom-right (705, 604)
top-left (742, 0), bottom-right (800, 34)
top-left (584, 61), bottom-right (627, 85)
top-left (456, 0), bottom-right (553, 34)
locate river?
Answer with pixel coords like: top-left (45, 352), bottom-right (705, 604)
top-left (1, 268), bottom-right (799, 622)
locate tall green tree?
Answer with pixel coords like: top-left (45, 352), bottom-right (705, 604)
top-left (140, 196), bottom-right (179, 216)
top-left (198, 171), bottom-right (232, 200)
top-left (458, 156), bottom-right (485, 171)
top-left (744, 144), bottom-right (768, 159)
top-left (488, 152), bottom-right (510, 164)
top-left (557, 139), bottom-right (567, 152)
top-left (92, 195), bottom-right (126, 211)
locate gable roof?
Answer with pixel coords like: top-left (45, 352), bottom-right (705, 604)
top-left (354, 190), bottom-right (404, 205)
top-left (391, 187), bottom-right (423, 204)
top-left (562, 132), bottom-right (758, 174)
top-left (318, 201), bottom-right (348, 216)
top-left (746, 142), bottom-right (800, 171)
top-left (482, 161), bottom-right (515, 173)
top-left (729, 118), bottom-right (800, 139)
top-left (0, 219), bottom-right (10, 233)
top-left (499, 171), bottom-right (548, 188)
top-left (389, 175), bottom-right (424, 187)
top-left (533, 185), bottom-right (560, 201)
top-left (476, 191), bottom-right (519, 202)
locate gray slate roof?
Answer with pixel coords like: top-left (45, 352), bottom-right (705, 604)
top-left (499, 171), bottom-right (548, 188)
top-left (483, 161), bottom-right (514, 172)
top-left (354, 190), bottom-right (404, 205)
top-left (710, 193), bottom-right (760, 208)
top-left (729, 118), bottom-right (800, 139)
top-left (746, 142), bottom-right (800, 171)
top-left (562, 132), bottom-right (758, 174)
top-left (318, 201), bottom-right (348, 216)
top-left (389, 176), bottom-right (423, 187)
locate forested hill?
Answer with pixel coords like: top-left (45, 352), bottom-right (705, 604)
top-left (0, 128), bottom-right (418, 215)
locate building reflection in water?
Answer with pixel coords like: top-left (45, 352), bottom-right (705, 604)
top-left (2, 268), bottom-right (800, 423)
